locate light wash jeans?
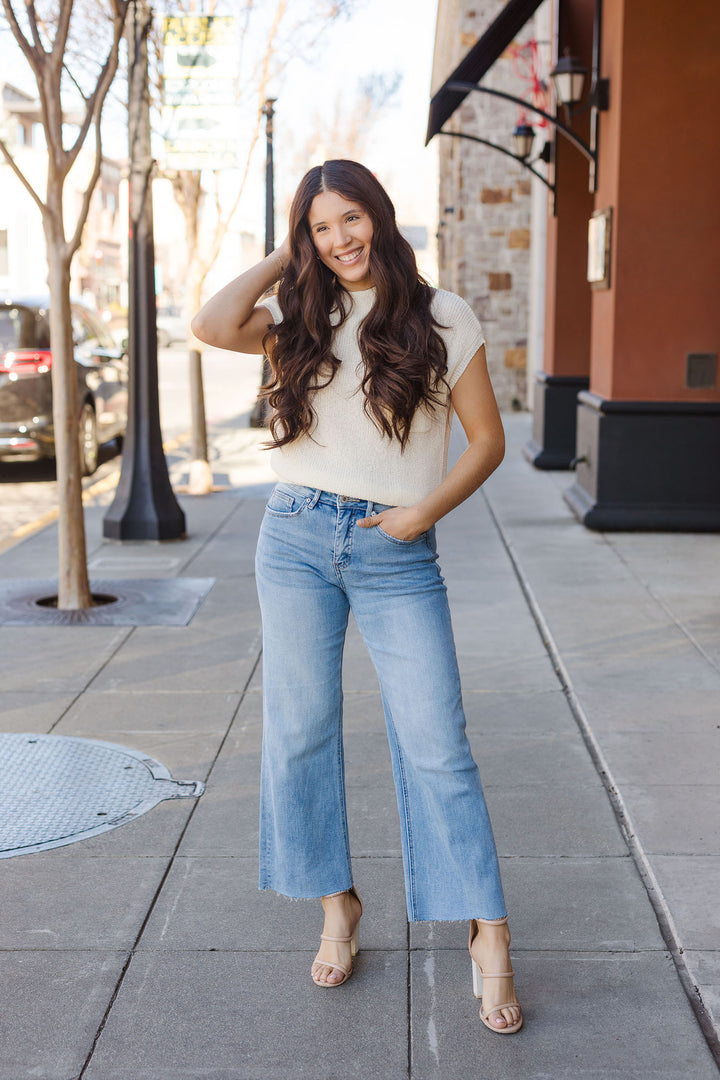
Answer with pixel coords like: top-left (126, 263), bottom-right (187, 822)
top-left (254, 482), bottom-right (507, 921)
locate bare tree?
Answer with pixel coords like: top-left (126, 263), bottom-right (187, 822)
top-left (291, 69), bottom-right (403, 170)
top-left (0, 0), bottom-right (130, 608)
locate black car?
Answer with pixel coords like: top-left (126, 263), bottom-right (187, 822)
top-left (0, 297), bottom-right (128, 475)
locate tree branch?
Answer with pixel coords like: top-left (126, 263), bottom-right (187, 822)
top-left (25, 0), bottom-right (47, 54)
top-left (1, 0), bottom-right (42, 71)
top-left (66, 114), bottom-right (103, 259)
top-left (66, 4), bottom-right (129, 172)
top-left (62, 61), bottom-right (90, 105)
top-left (53, 0), bottom-right (75, 62)
top-left (0, 137), bottom-right (47, 217)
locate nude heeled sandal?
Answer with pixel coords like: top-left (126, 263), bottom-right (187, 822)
top-left (468, 917), bottom-right (523, 1034)
top-left (311, 887), bottom-right (363, 988)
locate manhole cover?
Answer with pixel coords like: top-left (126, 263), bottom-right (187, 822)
top-left (0, 733), bottom-right (205, 858)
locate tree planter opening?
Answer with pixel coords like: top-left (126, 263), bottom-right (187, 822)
top-left (35, 592), bottom-right (118, 610)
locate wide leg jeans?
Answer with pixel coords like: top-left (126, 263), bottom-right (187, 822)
top-left (254, 482), bottom-right (506, 921)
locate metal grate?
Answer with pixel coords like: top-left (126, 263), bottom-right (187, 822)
top-left (0, 733), bottom-right (205, 858)
top-left (0, 578), bottom-right (215, 626)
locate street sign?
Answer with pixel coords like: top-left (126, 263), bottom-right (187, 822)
top-left (161, 15), bottom-right (239, 171)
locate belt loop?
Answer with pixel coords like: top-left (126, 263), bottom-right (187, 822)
top-left (308, 488), bottom-right (322, 509)
top-left (366, 498), bottom-right (374, 517)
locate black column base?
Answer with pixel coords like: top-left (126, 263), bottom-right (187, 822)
top-left (523, 372), bottom-right (590, 470)
top-left (564, 392), bottom-right (720, 531)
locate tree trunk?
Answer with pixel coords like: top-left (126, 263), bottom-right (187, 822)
top-left (46, 242), bottom-right (92, 609)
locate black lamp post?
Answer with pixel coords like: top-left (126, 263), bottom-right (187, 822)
top-left (263, 98), bottom-right (276, 257)
top-left (250, 97), bottom-right (277, 429)
top-left (103, 0), bottom-right (185, 541)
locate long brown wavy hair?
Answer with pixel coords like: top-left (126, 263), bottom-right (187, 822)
top-left (261, 159), bottom-right (448, 450)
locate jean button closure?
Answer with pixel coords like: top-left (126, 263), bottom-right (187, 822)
top-left (339, 495), bottom-right (347, 503)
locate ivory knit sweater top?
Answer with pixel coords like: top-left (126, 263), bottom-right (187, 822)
top-left (259, 286), bottom-right (485, 507)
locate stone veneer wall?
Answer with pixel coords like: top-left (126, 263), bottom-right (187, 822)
top-left (433, 0), bottom-right (547, 409)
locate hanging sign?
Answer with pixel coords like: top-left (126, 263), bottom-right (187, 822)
top-left (162, 15), bottom-right (239, 169)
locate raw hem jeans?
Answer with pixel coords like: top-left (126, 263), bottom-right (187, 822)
top-left (255, 482), bottom-right (506, 922)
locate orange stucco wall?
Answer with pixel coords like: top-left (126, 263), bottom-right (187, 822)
top-left (591, 0), bottom-right (720, 401)
top-left (543, 0), bottom-right (595, 378)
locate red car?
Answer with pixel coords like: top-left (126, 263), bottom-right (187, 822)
top-left (0, 296), bottom-right (128, 475)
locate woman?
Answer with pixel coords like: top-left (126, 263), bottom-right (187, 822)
top-left (191, 160), bottom-right (522, 1034)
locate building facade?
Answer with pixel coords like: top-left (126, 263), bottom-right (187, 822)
top-left (429, 0), bottom-right (720, 530)
top-left (431, 0), bottom-right (552, 410)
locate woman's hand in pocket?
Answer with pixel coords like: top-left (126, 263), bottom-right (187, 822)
top-left (357, 506), bottom-right (429, 542)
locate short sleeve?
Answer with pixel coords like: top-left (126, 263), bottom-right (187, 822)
top-left (259, 292), bottom-right (282, 327)
top-left (432, 291), bottom-right (486, 389)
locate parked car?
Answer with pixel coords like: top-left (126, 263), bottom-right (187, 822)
top-left (0, 296), bottom-right (128, 475)
top-left (156, 305), bottom-right (187, 348)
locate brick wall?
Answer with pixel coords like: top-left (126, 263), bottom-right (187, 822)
top-left (433, 0), bottom-right (546, 409)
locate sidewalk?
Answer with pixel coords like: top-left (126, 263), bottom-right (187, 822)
top-left (0, 412), bottom-right (718, 1080)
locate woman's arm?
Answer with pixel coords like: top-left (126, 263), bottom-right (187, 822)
top-left (357, 345), bottom-right (504, 540)
top-left (190, 236), bottom-right (290, 353)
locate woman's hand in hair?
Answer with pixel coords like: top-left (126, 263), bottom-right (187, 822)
top-left (190, 245), bottom-right (287, 353)
top-left (357, 505), bottom-right (429, 542)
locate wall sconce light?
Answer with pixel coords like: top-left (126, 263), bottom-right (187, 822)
top-left (550, 50), bottom-right (587, 109)
top-left (437, 0), bottom-right (610, 207)
top-left (512, 123), bottom-right (535, 160)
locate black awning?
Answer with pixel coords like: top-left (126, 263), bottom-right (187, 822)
top-left (426, 0), bottom-right (545, 144)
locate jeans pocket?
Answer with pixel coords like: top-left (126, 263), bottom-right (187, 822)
top-left (376, 525), bottom-right (428, 546)
top-left (265, 485), bottom-right (309, 517)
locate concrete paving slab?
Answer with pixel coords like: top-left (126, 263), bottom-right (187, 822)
top-left (462, 689), bottom-right (578, 735)
top-left (604, 532), bottom-right (720, 595)
top-left (88, 625), bottom-right (261, 692)
top-left (0, 689), bottom-right (76, 732)
top-left (0, 626), bottom-right (130, 691)
top-left (485, 781), bottom-right (628, 857)
top-left (409, 950), bottom-right (720, 1080)
top-left (598, 731), bottom-right (720, 786)
top-left (176, 769), bottom-right (260, 857)
top-left (47, 794), bottom-right (195, 857)
top-left (0, 852), bottom-right (170, 948)
top-left (618, 785), bottom-right (720, 856)
top-left (342, 689), bottom-right (388, 734)
top-left (456, 651), bottom-right (559, 692)
top-left (139, 855), bottom-right (408, 952)
top-left (175, 717), bottom-right (263, 858)
top-left (651, 856), bottom-right (720, 950)
top-left (341, 622), bottom-right (382, 689)
top-left (83, 950), bottom-right (410, 1080)
top-left (0, 950), bottom-right (128, 1080)
top-left (471, 729), bottom-right (606, 790)
top-left (183, 499), bottom-right (266, 579)
top-left (411, 855), bottom-right (664, 952)
top-left (684, 951), bottom-right (720, 1034)
top-left (577, 686), bottom-right (720, 733)
top-left (560, 629), bottom-right (720, 695)
top-left (0, 526), bottom-right (63, 579)
top-left (58, 689), bottom-right (240, 741)
top-left (346, 773), bottom-right (403, 854)
top-left (86, 498), bottom-right (239, 578)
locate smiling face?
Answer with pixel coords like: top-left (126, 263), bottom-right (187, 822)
top-left (307, 190), bottom-right (374, 291)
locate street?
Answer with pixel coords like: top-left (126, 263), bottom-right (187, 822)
top-left (0, 343), bottom-right (267, 547)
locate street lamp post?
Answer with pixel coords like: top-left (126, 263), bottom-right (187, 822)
top-left (250, 98), bottom-right (276, 429)
top-left (103, 0), bottom-right (185, 541)
top-left (263, 98), bottom-right (276, 257)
